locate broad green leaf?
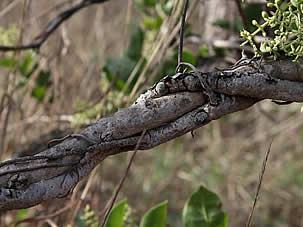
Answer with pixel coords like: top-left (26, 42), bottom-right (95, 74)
top-left (139, 201), bottom-right (167, 227)
top-left (182, 185), bottom-right (228, 227)
top-left (105, 199), bottom-right (128, 227)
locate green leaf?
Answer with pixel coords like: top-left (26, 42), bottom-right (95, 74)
top-left (198, 45), bottom-right (209, 58)
top-left (143, 16), bottom-right (163, 30)
top-left (182, 185), bottom-right (228, 227)
top-left (103, 57), bottom-right (136, 90)
top-left (0, 57), bottom-right (17, 68)
top-left (32, 86), bottom-right (46, 102)
top-left (36, 70), bottom-right (51, 86)
top-left (139, 201), bottom-right (167, 227)
top-left (213, 19), bottom-right (242, 32)
top-left (182, 50), bottom-right (197, 66)
top-left (102, 25), bottom-right (144, 91)
top-left (144, 0), bottom-right (156, 7)
top-left (244, 4), bottom-right (263, 32)
top-left (18, 51), bottom-right (36, 77)
top-left (15, 209), bottom-right (28, 221)
top-left (105, 199), bottom-right (128, 227)
top-left (30, 70), bottom-right (51, 102)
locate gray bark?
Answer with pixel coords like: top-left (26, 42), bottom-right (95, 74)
top-left (0, 59), bottom-right (303, 211)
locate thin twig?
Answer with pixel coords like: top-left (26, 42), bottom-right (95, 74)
top-left (234, 0), bottom-right (248, 29)
top-left (246, 139), bottom-right (273, 227)
top-left (15, 201), bottom-right (74, 226)
top-left (68, 167), bottom-right (99, 226)
top-left (177, 0), bottom-right (190, 72)
top-left (0, 0), bottom-right (30, 157)
top-left (100, 130), bottom-right (147, 227)
top-left (0, 0), bottom-right (22, 19)
top-left (0, 0), bottom-right (109, 52)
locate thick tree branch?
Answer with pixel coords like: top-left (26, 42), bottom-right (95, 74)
top-left (0, 59), bottom-right (303, 211)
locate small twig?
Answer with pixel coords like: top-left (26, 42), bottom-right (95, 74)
top-left (272, 100), bottom-right (293, 105)
top-left (177, 0), bottom-right (190, 72)
top-left (256, 104), bottom-right (277, 123)
top-left (68, 167), bottom-right (99, 226)
top-left (0, 0), bottom-right (22, 19)
top-left (100, 130), bottom-right (147, 227)
top-left (47, 133), bottom-right (97, 148)
top-left (234, 0), bottom-right (248, 29)
top-left (246, 139), bottom-right (273, 227)
top-left (15, 201), bottom-right (74, 226)
top-left (0, 0), bottom-right (109, 52)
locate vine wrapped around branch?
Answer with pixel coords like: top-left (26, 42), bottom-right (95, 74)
top-left (0, 59), bottom-right (303, 211)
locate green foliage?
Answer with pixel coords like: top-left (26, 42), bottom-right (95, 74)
top-left (139, 201), bottom-right (168, 227)
top-left (244, 3), bottom-right (264, 30)
top-left (31, 70), bottom-right (51, 102)
top-left (105, 199), bottom-right (128, 227)
top-left (0, 26), bottom-right (19, 46)
top-left (16, 52), bottom-right (52, 102)
top-left (182, 185), bottom-right (228, 227)
top-left (97, 186), bottom-right (226, 227)
top-left (241, 0), bottom-right (303, 60)
top-left (213, 19), bottom-right (243, 33)
top-left (126, 26), bottom-right (146, 61)
top-left (0, 27), bottom-right (52, 102)
top-left (15, 209), bottom-right (28, 222)
top-left (102, 25), bottom-right (145, 91)
top-left (135, 0), bottom-right (156, 8)
top-left (213, 4), bottom-right (263, 33)
top-left (102, 0), bottom-right (203, 93)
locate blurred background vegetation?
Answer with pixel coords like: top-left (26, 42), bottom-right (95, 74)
top-left (0, 0), bottom-right (303, 226)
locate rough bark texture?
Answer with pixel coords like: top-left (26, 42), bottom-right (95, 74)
top-left (0, 59), bottom-right (303, 211)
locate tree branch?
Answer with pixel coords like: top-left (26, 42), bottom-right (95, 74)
top-left (0, 59), bottom-right (303, 211)
top-left (0, 0), bottom-right (109, 52)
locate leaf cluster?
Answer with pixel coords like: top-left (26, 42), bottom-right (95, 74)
top-left (241, 0), bottom-right (303, 61)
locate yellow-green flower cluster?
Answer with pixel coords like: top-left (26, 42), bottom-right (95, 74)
top-left (241, 0), bottom-right (303, 61)
top-left (0, 26), bottom-right (19, 46)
